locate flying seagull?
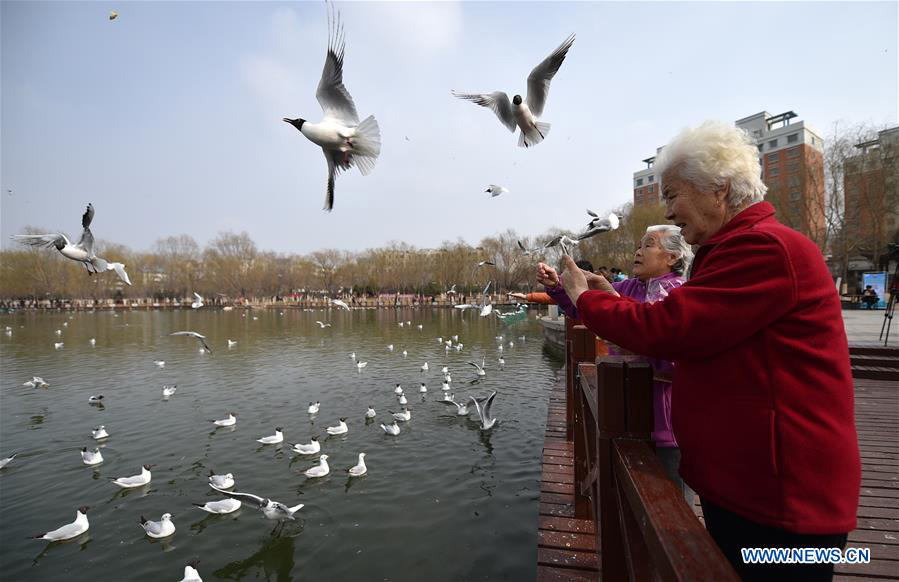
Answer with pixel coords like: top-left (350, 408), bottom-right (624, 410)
top-left (479, 281), bottom-right (493, 317)
top-left (210, 485), bottom-right (304, 534)
top-left (332, 299), bottom-right (351, 310)
top-left (470, 391), bottom-right (498, 430)
top-left (191, 293), bottom-right (204, 309)
top-left (477, 260), bottom-right (495, 267)
top-left (170, 331), bottom-right (212, 353)
top-left (283, 6), bottom-right (381, 211)
top-left (452, 34), bottom-right (575, 148)
top-left (109, 10), bottom-right (117, 20)
top-left (11, 203), bottom-right (132, 285)
top-left (577, 210), bottom-right (620, 240)
top-left (485, 185), bottom-right (509, 197)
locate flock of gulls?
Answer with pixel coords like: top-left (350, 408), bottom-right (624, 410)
top-left (2, 299), bottom-right (521, 581)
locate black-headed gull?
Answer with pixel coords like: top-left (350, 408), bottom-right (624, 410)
top-left (209, 472), bottom-right (235, 489)
top-left (326, 418), bottom-right (348, 435)
top-left (332, 299), bottom-right (351, 310)
top-left (257, 428), bottom-right (284, 444)
top-left (0, 452), bottom-right (19, 469)
top-left (210, 485), bottom-right (304, 529)
top-left (347, 453), bottom-right (367, 477)
top-left (81, 447), bottom-right (103, 466)
top-left (315, 321), bottom-right (332, 328)
top-left (289, 437), bottom-right (321, 455)
top-left (193, 498), bottom-right (242, 514)
top-left (170, 331), bottom-right (212, 353)
top-left (380, 421), bottom-right (400, 435)
top-left (24, 376), bottom-right (49, 387)
top-left (211, 412), bottom-right (237, 427)
top-left (191, 293), bottom-right (204, 309)
top-left (92, 425), bottom-right (109, 440)
top-left (283, 8), bottom-right (380, 211)
top-left (485, 185), bottom-right (509, 197)
top-left (452, 34), bottom-right (575, 148)
top-left (470, 391), bottom-right (498, 430)
top-left (31, 506), bottom-right (89, 541)
top-left (389, 408), bottom-right (411, 422)
top-left (179, 560), bottom-right (203, 582)
top-left (111, 464), bottom-right (153, 488)
top-left (11, 203), bottom-right (131, 285)
top-left (577, 210), bottom-right (620, 240)
top-left (365, 405), bottom-right (377, 418)
top-left (304, 454), bottom-right (330, 478)
top-left (468, 359), bottom-right (487, 377)
top-left (140, 513), bottom-right (175, 538)
top-left (308, 401), bottom-right (321, 414)
top-left (436, 398), bottom-right (470, 416)
top-left (162, 385), bottom-right (177, 398)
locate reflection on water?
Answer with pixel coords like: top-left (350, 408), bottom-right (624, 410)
top-left (0, 308), bottom-right (560, 581)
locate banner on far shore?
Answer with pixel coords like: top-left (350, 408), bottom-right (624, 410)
top-left (862, 272), bottom-right (887, 309)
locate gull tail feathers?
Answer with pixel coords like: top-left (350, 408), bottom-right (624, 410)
top-left (518, 122), bottom-right (551, 148)
top-left (351, 115), bottom-right (381, 175)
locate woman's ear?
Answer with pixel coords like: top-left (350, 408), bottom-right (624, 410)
top-left (666, 253), bottom-right (678, 269)
top-left (715, 179), bottom-right (731, 206)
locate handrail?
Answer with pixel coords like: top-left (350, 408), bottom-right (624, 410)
top-left (570, 324), bottom-right (739, 581)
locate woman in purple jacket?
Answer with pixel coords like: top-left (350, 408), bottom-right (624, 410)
top-left (543, 225), bottom-right (695, 501)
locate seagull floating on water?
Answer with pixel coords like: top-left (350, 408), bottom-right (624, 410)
top-left (283, 8), bottom-right (380, 211)
top-left (394, 383), bottom-right (403, 395)
top-left (257, 428), bottom-right (284, 444)
top-left (420, 362), bottom-right (429, 373)
top-left (365, 405), bottom-right (377, 418)
top-left (179, 560), bottom-right (203, 582)
top-left (304, 454), bottom-right (330, 478)
top-left (209, 472), bottom-right (235, 489)
top-left (11, 203), bottom-right (132, 285)
top-left (419, 383), bottom-right (427, 394)
top-left (111, 464), bottom-right (153, 488)
top-left (1, 452), bottom-right (19, 469)
top-left (307, 401), bottom-right (321, 414)
top-left (348, 453), bottom-right (367, 476)
top-left (31, 506), bottom-right (90, 541)
top-left (211, 412), bottom-right (237, 427)
top-left (452, 34), bottom-right (575, 148)
top-left (170, 331), bottom-right (212, 353)
top-left (193, 498), bottom-right (242, 515)
top-left (380, 421), bottom-right (400, 435)
top-left (398, 393), bottom-right (408, 405)
top-left (154, 360), bottom-right (165, 368)
top-left (390, 408), bottom-right (411, 422)
top-left (289, 437), bottom-right (321, 455)
top-left (356, 361), bottom-right (367, 370)
top-left (81, 447), bottom-right (103, 466)
top-left (228, 339), bottom-right (237, 348)
top-left (54, 342), bottom-right (64, 349)
top-left (326, 418), bottom-right (348, 435)
top-left (89, 338), bottom-right (96, 346)
top-left (23, 376), bottom-right (49, 388)
top-left (468, 359), bottom-right (487, 377)
top-left (92, 426), bottom-right (109, 440)
top-left (140, 513), bottom-right (175, 539)
top-left (163, 385), bottom-right (177, 398)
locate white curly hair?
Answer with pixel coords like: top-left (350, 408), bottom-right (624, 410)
top-left (655, 121), bottom-right (767, 209)
top-left (645, 225), bottom-right (694, 275)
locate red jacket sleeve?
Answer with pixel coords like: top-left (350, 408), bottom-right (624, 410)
top-left (575, 231), bottom-right (798, 360)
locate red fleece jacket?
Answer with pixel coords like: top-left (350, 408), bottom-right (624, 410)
top-left (575, 202), bottom-right (859, 534)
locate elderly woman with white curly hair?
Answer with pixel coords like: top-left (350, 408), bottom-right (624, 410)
top-left (556, 121), bottom-right (859, 581)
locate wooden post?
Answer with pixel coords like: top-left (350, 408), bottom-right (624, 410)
top-left (597, 360), bottom-right (627, 580)
top-left (564, 317), bottom-right (577, 438)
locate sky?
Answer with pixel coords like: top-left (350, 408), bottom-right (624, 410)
top-left (1, 1), bottom-right (897, 255)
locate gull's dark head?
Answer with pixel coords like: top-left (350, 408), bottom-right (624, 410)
top-left (79, 506), bottom-right (90, 514)
top-left (275, 427), bottom-right (283, 432)
top-left (512, 95), bottom-right (522, 105)
top-left (283, 118), bottom-right (305, 131)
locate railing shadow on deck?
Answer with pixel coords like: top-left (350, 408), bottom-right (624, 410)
top-left (565, 323), bottom-right (739, 581)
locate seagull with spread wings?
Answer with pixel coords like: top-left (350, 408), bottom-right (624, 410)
top-left (452, 34), bottom-right (574, 148)
top-left (170, 331), bottom-right (212, 353)
top-left (283, 7), bottom-right (381, 211)
top-left (11, 203), bottom-right (131, 285)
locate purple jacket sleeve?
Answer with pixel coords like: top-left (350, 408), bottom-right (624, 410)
top-left (546, 283), bottom-right (579, 319)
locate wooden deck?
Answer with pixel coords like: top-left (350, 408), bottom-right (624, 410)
top-left (537, 383), bottom-right (600, 581)
top-left (536, 376), bottom-right (899, 581)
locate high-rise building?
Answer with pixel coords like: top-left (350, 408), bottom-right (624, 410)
top-left (842, 126), bottom-right (899, 271)
top-left (633, 111), bottom-right (826, 246)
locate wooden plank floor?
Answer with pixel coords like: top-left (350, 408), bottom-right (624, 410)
top-left (537, 383), bottom-right (600, 581)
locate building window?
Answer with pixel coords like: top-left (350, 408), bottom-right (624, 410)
top-left (787, 147), bottom-right (801, 158)
top-left (787, 133), bottom-right (799, 144)
top-left (636, 178), bottom-right (643, 186)
top-left (766, 152), bottom-right (779, 164)
top-left (648, 175), bottom-right (654, 183)
top-left (648, 184), bottom-right (654, 193)
top-left (769, 139), bottom-right (778, 149)
top-left (769, 167), bottom-right (780, 177)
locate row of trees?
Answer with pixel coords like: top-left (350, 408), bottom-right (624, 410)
top-left (0, 204), bottom-right (667, 301)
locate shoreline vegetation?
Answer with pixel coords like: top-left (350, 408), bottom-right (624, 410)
top-left (1, 204), bottom-right (668, 304)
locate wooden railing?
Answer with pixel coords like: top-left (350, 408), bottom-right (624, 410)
top-left (566, 323), bottom-right (738, 581)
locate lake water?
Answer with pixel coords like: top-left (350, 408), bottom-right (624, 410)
top-left (0, 307), bottom-right (561, 581)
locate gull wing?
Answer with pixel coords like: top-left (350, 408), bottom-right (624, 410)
top-left (482, 391), bottom-right (497, 419)
top-left (451, 91), bottom-right (516, 133)
top-left (526, 34), bottom-right (575, 118)
top-left (316, 9), bottom-right (359, 126)
top-left (77, 204), bottom-right (95, 252)
top-left (108, 263), bottom-right (132, 285)
top-left (468, 395), bottom-right (485, 423)
top-left (323, 149), bottom-right (352, 212)
top-left (11, 233), bottom-right (70, 249)
top-left (210, 486), bottom-right (266, 509)
top-left (44, 520), bottom-right (82, 540)
top-left (194, 292), bottom-right (203, 302)
top-left (466, 361), bottom-right (484, 372)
